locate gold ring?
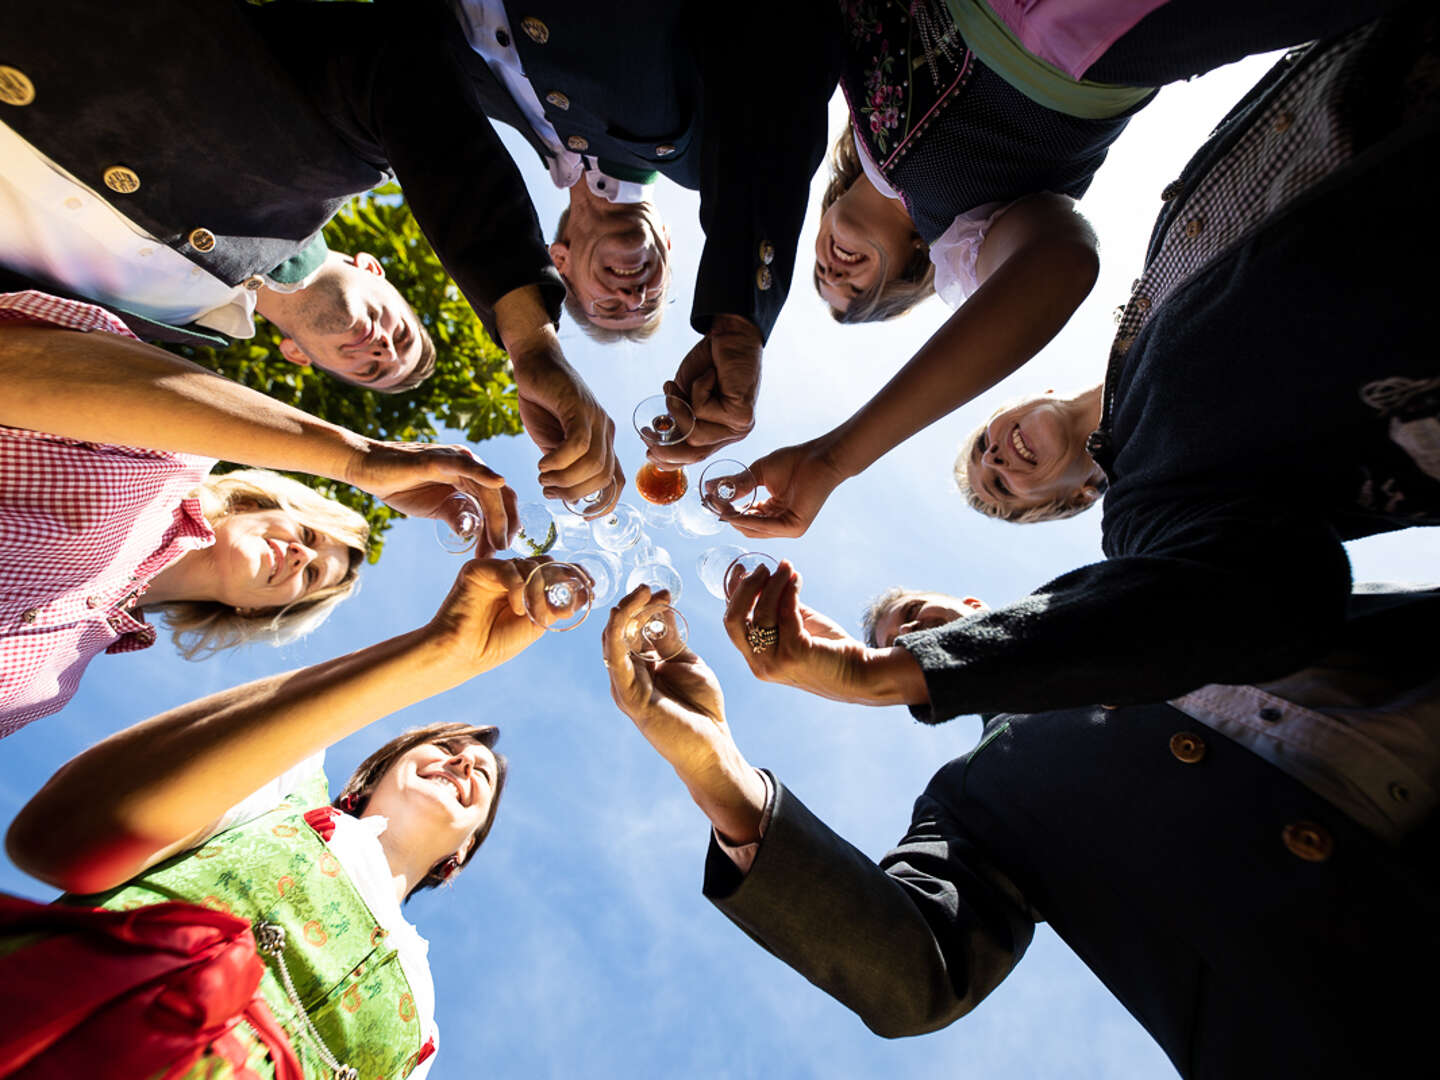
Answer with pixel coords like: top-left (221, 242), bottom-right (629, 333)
top-left (745, 625), bottom-right (779, 654)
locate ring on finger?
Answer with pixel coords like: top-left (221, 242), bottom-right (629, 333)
top-left (745, 624), bottom-right (779, 654)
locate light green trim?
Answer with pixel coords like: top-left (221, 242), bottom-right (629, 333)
top-left (596, 159), bottom-right (660, 185)
top-left (268, 233), bottom-right (329, 284)
top-left (945, 0), bottom-right (1154, 119)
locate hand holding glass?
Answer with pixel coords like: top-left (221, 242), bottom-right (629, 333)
top-left (633, 394), bottom-right (694, 505)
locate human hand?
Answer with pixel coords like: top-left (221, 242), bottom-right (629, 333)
top-left (603, 586), bottom-right (765, 841)
top-left (648, 315), bottom-right (762, 467)
top-left (344, 441), bottom-right (519, 554)
top-left (725, 436), bottom-right (847, 539)
top-left (513, 344), bottom-right (624, 514)
top-left (723, 561), bottom-right (878, 703)
top-left (422, 558), bottom-right (548, 678)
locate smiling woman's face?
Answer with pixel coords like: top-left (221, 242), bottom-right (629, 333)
top-left (362, 740), bottom-right (500, 859)
top-left (207, 508), bottom-right (354, 613)
top-left (813, 182), bottom-right (916, 313)
top-left (964, 396), bottom-right (1098, 515)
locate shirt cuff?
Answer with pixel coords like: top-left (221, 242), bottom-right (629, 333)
top-left (711, 769), bottom-right (774, 874)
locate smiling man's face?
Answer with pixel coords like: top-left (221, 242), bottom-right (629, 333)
top-left (275, 252), bottom-right (429, 390)
top-left (550, 199), bottom-right (672, 333)
top-left (869, 590), bottom-right (988, 648)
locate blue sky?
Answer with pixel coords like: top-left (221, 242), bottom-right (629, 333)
top-left (2, 56), bottom-right (1435, 1079)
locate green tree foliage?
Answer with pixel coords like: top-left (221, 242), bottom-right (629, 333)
top-left (169, 186), bottom-right (519, 560)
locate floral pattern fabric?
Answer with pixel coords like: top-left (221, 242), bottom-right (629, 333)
top-left (841, 1), bottom-right (975, 167)
top-left (72, 771), bottom-right (428, 1080)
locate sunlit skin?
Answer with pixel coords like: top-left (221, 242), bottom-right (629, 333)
top-left (872, 591), bottom-right (989, 648)
top-left (260, 252), bottom-right (426, 389)
top-left (144, 507), bottom-right (353, 613)
top-left (550, 183), bottom-right (672, 331)
top-left (964, 387), bottom-right (1107, 515)
top-left (814, 172), bottom-right (917, 313)
top-left (364, 740), bottom-right (499, 899)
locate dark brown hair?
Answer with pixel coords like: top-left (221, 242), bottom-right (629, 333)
top-left (334, 721), bottom-right (508, 897)
top-left (816, 122), bottom-right (935, 323)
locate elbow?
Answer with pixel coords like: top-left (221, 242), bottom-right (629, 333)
top-left (1052, 234), bottom-right (1100, 304)
top-left (861, 992), bottom-right (972, 1040)
top-left (6, 805), bottom-right (141, 895)
top-left (6, 810), bottom-right (67, 891)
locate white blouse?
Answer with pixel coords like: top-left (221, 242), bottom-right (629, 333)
top-left (852, 129), bottom-right (1015, 308)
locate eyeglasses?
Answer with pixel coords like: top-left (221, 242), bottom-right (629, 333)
top-left (584, 267), bottom-right (675, 319)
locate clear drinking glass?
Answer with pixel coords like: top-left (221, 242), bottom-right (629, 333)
top-left (632, 393), bottom-right (694, 505)
top-left (591, 502), bottom-right (645, 553)
top-left (698, 459), bottom-right (760, 516)
top-left (435, 492), bottom-right (483, 554)
top-left (626, 558), bottom-right (683, 603)
top-left (513, 502), bottom-right (559, 556)
top-left (624, 601), bottom-right (690, 662)
top-left (562, 479), bottom-right (620, 520)
top-left (720, 551), bottom-right (779, 599)
top-left (696, 544), bottom-right (747, 600)
top-left (565, 548), bottom-right (622, 607)
top-left (521, 562), bottom-right (594, 631)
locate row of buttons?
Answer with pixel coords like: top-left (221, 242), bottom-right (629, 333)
top-left (1166, 728), bottom-right (1349, 863)
top-left (2, 65), bottom-right (223, 257)
top-left (756, 240), bottom-right (774, 291)
top-left (496, 22), bottom-right (677, 158)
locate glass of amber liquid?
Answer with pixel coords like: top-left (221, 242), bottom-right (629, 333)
top-left (632, 394), bottom-right (694, 505)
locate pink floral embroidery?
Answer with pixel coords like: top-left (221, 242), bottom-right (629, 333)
top-left (862, 39), bottom-right (903, 154)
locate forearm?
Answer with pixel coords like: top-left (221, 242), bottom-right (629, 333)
top-left (8, 627), bottom-right (466, 891)
top-left (680, 741), bottom-right (769, 846)
top-left (494, 285), bottom-right (570, 380)
top-left (825, 237), bottom-right (1097, 480)
top-left (705, 777), bottom-right (1030, 1037)
top-left (904, 517), bottom-right (1352, 720)
top-left (0, 326), bottom-right (367, 479)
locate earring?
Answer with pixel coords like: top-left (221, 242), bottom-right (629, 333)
top-left (438, 855), bottom-right (462, 886)
top-left (337, 792), bottom-right (360, 814)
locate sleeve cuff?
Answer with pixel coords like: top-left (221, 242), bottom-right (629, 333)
top-left (709, 769), bottom-right (775, 875)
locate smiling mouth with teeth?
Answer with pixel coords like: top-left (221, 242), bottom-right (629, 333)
top-left (427, 771), bottom-right (467, 805)
top-left (608, 264), bottom-right (646, 277)
top-left (830, 238), bottom-right (864, 265)
top-left (1011, 425), bottom-right (1038, 465)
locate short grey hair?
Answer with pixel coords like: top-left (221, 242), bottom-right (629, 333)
top-left (860, 586), bottom-right (913, 648)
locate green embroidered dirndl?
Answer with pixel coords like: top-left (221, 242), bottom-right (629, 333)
top-left (69, 772), bottom-right (430, 1080)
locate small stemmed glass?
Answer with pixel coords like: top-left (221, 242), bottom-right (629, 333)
top-left (435, 494), bottom-right (559, 556)
top-left (520, 561), bottom-right (594, 631)
top-left (623, 596), bottom-right (690, 662)
top-left (698, 459), bottom-right (760, 516)
top-left (626, 541), bottom-right (683, 602)
top-left (632, 394), bottom-right (694, 505)
top-left (590, 502), bottom-right (645, 553)
top-left (562, 480), bottom-right (621, 521)
top-left (697, 548), bottom-right (779, 601)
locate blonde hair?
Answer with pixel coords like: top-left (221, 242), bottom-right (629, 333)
top-left (816, 122), bottom-right (936, 324)
top-left (153, 469), bottom-right (369, 658)
top-left (953, 422), bottom-right (1105, 524)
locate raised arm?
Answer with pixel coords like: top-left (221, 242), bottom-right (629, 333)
top-left (650, 0), bottom-right (844, 467)
top-left (600, 586), bottom-right (1031, 1035)
top-left (0, 324), bottom-right (518, 549)
top-left (364, 5), bottom-right (621, 512)
top-left (6, 559), bottom-right (545, 894)
top-left (733, 194), bottom-right (1099, 539)
top-left (900, 499), bottom-right (1354, 720)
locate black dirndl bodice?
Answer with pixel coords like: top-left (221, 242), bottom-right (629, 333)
top-left (839, 0), bottom-right (1143, 242)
